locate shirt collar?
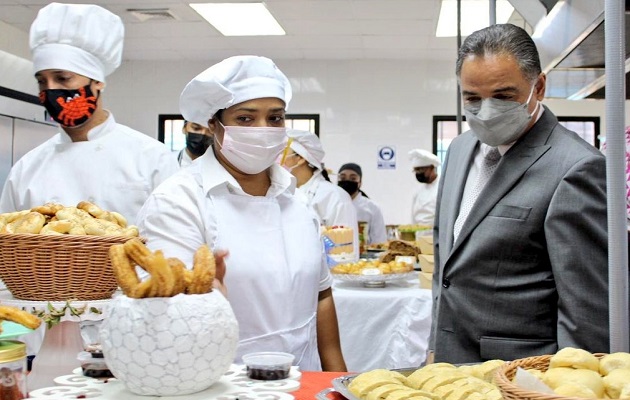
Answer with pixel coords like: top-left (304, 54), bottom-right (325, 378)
top-left (199, 148), bottom-right (296, 197)
top-left (58, 111), bottom-right (116, 143)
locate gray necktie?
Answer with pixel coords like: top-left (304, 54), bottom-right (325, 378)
top-left (453, 147), bottom-right (501, 241)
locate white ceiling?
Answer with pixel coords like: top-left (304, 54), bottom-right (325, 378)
top-left (0, 0), bottom-right (467, 62)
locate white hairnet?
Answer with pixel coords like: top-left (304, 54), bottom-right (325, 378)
top-left (179, 55), bottom-right (292, 126)
top-left (30, 2), bottom-right (124, 81)
top-left (409, 149), bottom-right (441, 168)
top-left (287, 129), bottom-right (325, 169)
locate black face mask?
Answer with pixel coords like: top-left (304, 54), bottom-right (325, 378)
top-left (338, 180), bottom-right (359, 196)
top-left (416, 173), bottom-right (429, 183)
top-left (39, 83), bottom-right (99, 127)
top-left (186, 132), bottom-right (213, 156)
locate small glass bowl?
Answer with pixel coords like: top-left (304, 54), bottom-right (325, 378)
top-left (242, 351), bottom-right (295, 381)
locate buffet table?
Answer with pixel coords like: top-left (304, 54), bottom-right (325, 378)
top-left (29, 367), bottom-right (349, 400)
top-left (332, 278), bottom-right (432, 372)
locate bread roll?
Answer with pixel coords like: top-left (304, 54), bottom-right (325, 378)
top-left (600, 352), bottom-right (630, 376)
top-left (603, 368), bottom-right (630, 399)
top-left (554, 382), bottom-right (597, 398)
top-left (549, 347), bottom-right (599, 371)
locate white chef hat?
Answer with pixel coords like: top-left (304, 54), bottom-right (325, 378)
top-left (287, 129), bottom-right (325, 169)
top-left (30, 2), bottom-right (124, 82)
top-left (409, 149), bottom-right (441, 168)
top-left (180, 55), bottom-right (292, 126)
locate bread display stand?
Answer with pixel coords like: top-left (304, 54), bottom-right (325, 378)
top-left (0, 290), bottom-right (110, 391)
top-left (28, 364), bottom-right (301, 399)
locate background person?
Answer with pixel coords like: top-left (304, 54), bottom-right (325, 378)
top-left (137, 55), bottom-right (347, 372)
top-left (430, 23), bottom-right (609, 364)
top-left (408, 149), bottom-right (440, 226)
top-left (282, 129), bottom-right (359, 257)
top-left (178, 120), bottom-right (213, 167)
top-left (0, 2), bottom-right (178, 224)
top-left (337, 163), bottom-right (387, 244)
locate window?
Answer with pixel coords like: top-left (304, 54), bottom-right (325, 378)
top-left (432, 115), bottom-right (600, 164)
top-left (285, 114), bottom-right (319, 136)
top-left (158, 114), bottom-right (185, 153)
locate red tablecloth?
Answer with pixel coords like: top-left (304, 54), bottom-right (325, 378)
top-left (292, 371), bottom-right (350, 400)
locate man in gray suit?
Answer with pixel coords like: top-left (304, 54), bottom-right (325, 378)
top-left (429, 24), bottom-right (609, 363)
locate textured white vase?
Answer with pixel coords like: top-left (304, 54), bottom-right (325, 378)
top-left (99, 291), bottom-right (239, 396)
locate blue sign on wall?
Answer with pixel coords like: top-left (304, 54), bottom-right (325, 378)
top-left (377, 145), bottom-right (396, 169)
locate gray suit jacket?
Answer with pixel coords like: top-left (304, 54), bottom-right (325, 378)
top-left (430, 107), bottom-right (609, 363)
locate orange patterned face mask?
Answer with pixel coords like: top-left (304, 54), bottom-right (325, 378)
top-left (39, 84), bottom-right (99, 127)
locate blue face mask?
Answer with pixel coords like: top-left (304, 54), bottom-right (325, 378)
top-left (463, 83), bottom-right (539, 146)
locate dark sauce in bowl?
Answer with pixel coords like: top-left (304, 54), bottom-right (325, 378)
top-left (246, 366), bottom-right (290, 380)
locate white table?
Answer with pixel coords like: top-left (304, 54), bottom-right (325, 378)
top-left (29, 364), bottom-right (300, 399)
top-left (332, 278), bottom-right (432, 372)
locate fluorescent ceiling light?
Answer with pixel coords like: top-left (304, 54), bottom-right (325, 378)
top-left (532, 1), bottom-right (566, 39)
top-left (190, 2), bottom-right (285, 36)
top-left (436, 0), bottom-right (514, 37)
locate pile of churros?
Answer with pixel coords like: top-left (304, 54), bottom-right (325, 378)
top-left (109, 238), bottom-right (215, 298)
top-left (0, 305), bottom-right (42, 333)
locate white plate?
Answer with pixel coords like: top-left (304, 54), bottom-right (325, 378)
top-left (332, 271), bottom-right (416, 284)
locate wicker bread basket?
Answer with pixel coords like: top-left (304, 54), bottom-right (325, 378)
top-left (494, 353), bottom-right (607, 400)
top-left (0, 233), bottom-right (135, 301)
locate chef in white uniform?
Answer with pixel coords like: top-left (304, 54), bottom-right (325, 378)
top-left (177, 120), bottom-right (213, 167)
top-left (281, 130), bottom-right (359, 257)
top-left (337, 163), bottom-right (388, 244)
top-left (137, 56), bottom-right (347, 372)
top-left (408, 149), bottom-right (441, 226)
top-left (0, 3), bottom-right (178, 224)
top-left (0, 2), bottom-right (178, 360)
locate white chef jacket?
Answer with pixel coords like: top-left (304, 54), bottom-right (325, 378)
top-left (352, 195), bottom-right (388, 244)
top-left (411, 178), bottom-right (439, 226)
top-left (296, 171), bottom-right (359, 257)
top-left (137, 149), bottom-right (332, 370)
top-left (177, 148), bottom-right (193, 167)
top-left (0, 113), bottom-right (179, 225)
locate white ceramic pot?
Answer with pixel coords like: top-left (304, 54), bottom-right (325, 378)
top-left (99, 292), bottom-right (239, 396)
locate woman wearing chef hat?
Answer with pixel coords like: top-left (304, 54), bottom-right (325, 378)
top-left (281, 129), bottom-right (359, 256)
top-left (408, 149), bottom-right (441, 226)
top-left (137, 56), bottom-right (347, 372)
top-left (0, 2), bottom-right (179, 223)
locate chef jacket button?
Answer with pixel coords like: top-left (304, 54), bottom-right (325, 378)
top-left (442, 278), bottom-right (451, 288)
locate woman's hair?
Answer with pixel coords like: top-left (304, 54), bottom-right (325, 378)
top-left (321, 168), bottom-right (331, 182)
top-left (456, 23), bottom-right (541, 82)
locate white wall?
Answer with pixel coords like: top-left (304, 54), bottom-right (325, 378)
top-left (104, 59), bottom-right (626, 225)
top-left (0, 22), bottom-right (625, 224)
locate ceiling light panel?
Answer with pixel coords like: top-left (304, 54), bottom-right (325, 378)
top-left (436, 0), bottom-right (514, 37)
top-left (189, 3), bottom-right (285, 36)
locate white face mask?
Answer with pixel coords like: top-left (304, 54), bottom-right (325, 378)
top-left (217, 122), bottom-right (287, 174)
top-left (464, 83), bottom-right (539, 147)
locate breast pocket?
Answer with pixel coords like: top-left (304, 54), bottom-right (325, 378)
top-left (488, 205), bottom-right (531, 221)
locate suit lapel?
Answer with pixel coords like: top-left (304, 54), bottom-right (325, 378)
top-left (448, 107), bottom-right (557, 257)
